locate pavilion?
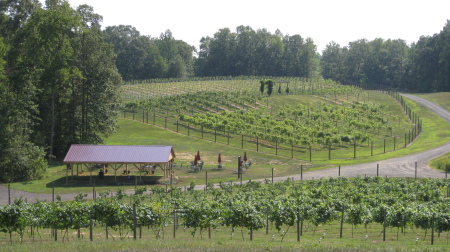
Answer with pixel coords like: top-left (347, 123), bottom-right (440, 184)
top-left (63, 144), bottom-right (176, 184)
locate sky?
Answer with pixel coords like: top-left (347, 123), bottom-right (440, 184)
top-left (42, 0), bottom-right (449, 53)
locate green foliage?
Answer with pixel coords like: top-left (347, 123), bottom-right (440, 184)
top-left (0, 200), bottom-right (29, 243)
top-left (321, 21), bottom-right (450, 92)
top-left (103, 26), bottom-right (194, 80)
top-left (437, 159), bottom-right (450, 172)
top-left (196, 26), bottom-right (318, 77)
top-left (1, 177), bottom-right (450, 245)
top-left (0, 0), bottom-right (122, 181)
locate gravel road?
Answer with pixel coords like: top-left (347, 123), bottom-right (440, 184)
top-left (1, 94), bottom-right (449, 204)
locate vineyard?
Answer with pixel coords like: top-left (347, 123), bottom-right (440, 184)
top-left (1, 177), bottom-right (449, 248)
top-left (121, 77), bottom-right (420, 161)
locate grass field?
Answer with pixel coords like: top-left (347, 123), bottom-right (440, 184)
top-left (6, 90), bottom-right (450, 194)
top-left (2, 86), bottom-right (450, 251)
top-left (2, 221), bottom-right (449, 252)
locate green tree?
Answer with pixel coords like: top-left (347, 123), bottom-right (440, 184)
top-left (73, 5), bottom-right (122, 148)
top-left (5, 0), bottom-right (122, 163)
top-left (0, 36), bottom-right (47, 182)
top-left (103, 25), bottom-right (146, 81)
top-left (321, 41), bottom-right (344, 81)
top-left (0, 0), bottom-right (41, 40)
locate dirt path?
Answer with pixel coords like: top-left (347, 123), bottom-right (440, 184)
top-left (1, 94), bottom-right (449, 204)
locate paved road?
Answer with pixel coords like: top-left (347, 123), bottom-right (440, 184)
top-left (1, 94), bottom-right (449, 204)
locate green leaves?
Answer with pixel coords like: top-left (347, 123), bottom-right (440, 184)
top-left (0, 177), bottom-right (449, 243)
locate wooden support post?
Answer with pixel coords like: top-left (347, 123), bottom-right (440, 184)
top-left (301, 165), bottom-right (303, 180)
top-left (173, 209), bottom-right (177, 238)
top-left (415, 162), bottom-right (418, 180)
top-left (271, 167), bottom-right (274, 183)
top-left (133, 204), bottom-right (137, 240)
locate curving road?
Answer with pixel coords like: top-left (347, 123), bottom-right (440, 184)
top-left (1, 94), bottom-right (449, 204)
top-left (265, 94), bottom-right (450, 183)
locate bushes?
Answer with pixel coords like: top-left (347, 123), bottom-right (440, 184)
top-left (437, 159), bottom-right (450, 172)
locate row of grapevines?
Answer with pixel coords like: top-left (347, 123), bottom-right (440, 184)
top-left (2, 177), bottom-right (449, 243)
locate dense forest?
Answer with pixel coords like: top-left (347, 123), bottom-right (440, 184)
top-left (106, 19), bottom-right (450, 93)
top-left (0, 0), bottom-right (122, 181)
top-left (0, 0), bottom-right (449, 182)
top-left (321, 26), bottom-right (450, 92)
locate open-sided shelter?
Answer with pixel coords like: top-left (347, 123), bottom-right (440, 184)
top-left (63, 144), bottom-right (176, 183)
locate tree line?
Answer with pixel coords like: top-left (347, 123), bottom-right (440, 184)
top-left (103, 26), bottom-right (196, 81)
top-left (0, 0), bottom-right (122, 182)
top-left (110, 22), bottom-right (450, 93)
top-left (104, 25), bottom-right (319, 80)
top-left (321, 21), bottom-right (450, 92)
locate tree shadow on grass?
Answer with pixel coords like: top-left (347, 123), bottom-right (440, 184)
top-left (46, 174), bottom-right (163, 188)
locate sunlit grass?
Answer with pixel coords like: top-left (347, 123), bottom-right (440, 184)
top-left (7, 91), bottom-right (450, 194)
top-left (2, 219), bottom-right (449, 252)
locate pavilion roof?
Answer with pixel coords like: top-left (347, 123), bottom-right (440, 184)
top-left (63, 144), bottom-right (175, 164)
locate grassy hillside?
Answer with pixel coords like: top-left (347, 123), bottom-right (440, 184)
top-left (7, 82), bottom-right (450, 193)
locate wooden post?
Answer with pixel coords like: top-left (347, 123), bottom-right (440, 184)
top-left (237, 156), bottom-right (242, 179)
top-left (371, 141), bottom-right (373, 156)
top-left (328, 144), bottom-right (331, 160)
top-left (271, 167), bottom-right (274, 183)
top-left (297, 208), bottom-right (301, 242)
top-left (405, 133), bottom-right (407, 148)
top-left (133, 204), bottom-right (137, 240)
top-left (415, 162), bottom-right (417, 180)
top-left (66, 165), bottom-right (69, 185)
top-left (89, 211), bottom-right (93, 241)
top-left (173, 209), bottom-right (176, 238)
top-left (340, 207), bottom-right (345, 238)
top-left (431, 213), bottom-right (435, 245)
top-left (383, 207), bottom-right (386, 242)
top-left (256, 137), bottom-right (259, 152)
top-left (377, 164), bottom-right (379, 177)
top-left (275, 141), bottom-right (278, 156)
top-left (309, 145), bottom-right (312, 162)
top-left (301, 165), bottom-right (303, 180)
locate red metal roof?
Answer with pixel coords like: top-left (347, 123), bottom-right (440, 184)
top-left (63, 145), bottom-right (175, 164)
